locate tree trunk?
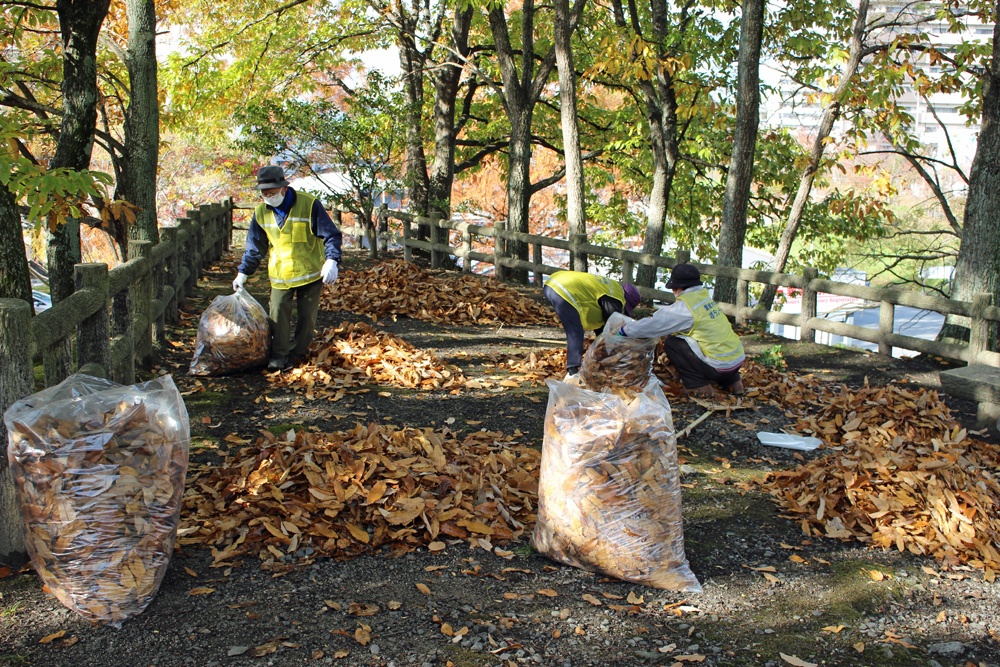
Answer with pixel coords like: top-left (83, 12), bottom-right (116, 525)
top-left (428, 5), bottom-right (473, 220)
top-left (121, 0), bottom-right (160, 247)
top-left (397, 20), bottom-right (430, 220)
top-left (554, 0), bottom-right (588, 272)
top-left (0, 182), bottom-right (32, 304)
top-left (758, 0), bottom-right (869, 312)
top-left (47, 0), bottom-right (112, 304)
top-left (0, 298), bottom-right (34, 567)
top-left (940, 5), bottom-right (1000, 344)
top-left (616, 1), bottom-right (681, 290)
top-left (714, 0), bottom-right (764, 306)
top-left (488, 0), bottom-right (558, 284)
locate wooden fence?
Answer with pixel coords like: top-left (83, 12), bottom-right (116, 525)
top-left (0, 200), bottom-right (232, 563)
top-left (294, 203), bottom-right (999, 368)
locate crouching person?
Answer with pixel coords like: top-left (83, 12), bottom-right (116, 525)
top-left (618, 263), bottom-right (745, 397)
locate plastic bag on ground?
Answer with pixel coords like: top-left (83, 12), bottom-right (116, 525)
top-left (4, 374), bottom-right (190, 626)
top-left (189, 288), bottom-right (270, 375)
top-left (533, 377), bottom-right (701, 591)
top-left (578, 312), bottom-right (659, 391)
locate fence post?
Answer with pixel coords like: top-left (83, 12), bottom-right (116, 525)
top-left (402, 213), bottom-right (412, 263)
top-left (131, 239), bottom-right (154, 370)
top-left (494, 221), bottom-right (508, 282)
top-left (377, 204), bottom-right (388, 255)
top-left (800, 267), bottom-right (818, 344)
top-left (532, 242), bottom-right (543, 286)
top-left (461, 226), bottom-right (472, 274)
top-left (178, 218), bottom-right (196, 302)
top-left (430, 214), bottom-right (443, 269)
top-left (970, 293), bottom-right (991, 363)
top-left (736, 278), bottom-right (748, 327)
top-left (223, 197), bottom-right (233, 252)
top-left (75, 263), bottom-right (110, 374)
top-left (189, 208), bottom-right (205, 282)
top-left (0, 298), bottom-right (33, 565)
top-left (878, 297), bottom-right (895, 357)
top-left (622, 259), bottom-right (634, 285)
top-left (160, 227), bottom-right (180, 324)
top-left (675, 250), bottom-right (691, 265)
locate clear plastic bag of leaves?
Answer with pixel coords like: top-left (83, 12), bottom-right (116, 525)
top-left (189, 288), bottom-right (270, 375)
top-left (4, 373), bottom-right (191, 626)
top-left (533, 377), bottom-right (701, 592)
top-left (578, 312), bottom-right (658, 391)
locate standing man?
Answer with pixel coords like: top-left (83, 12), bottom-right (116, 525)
top-left (233, 165), bottom-right (343, 371)
top-left (543, 270), bottom-right (642, 377)
top-left (618, 263), bottom-right (745, 397)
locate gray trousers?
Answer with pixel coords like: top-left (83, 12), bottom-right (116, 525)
top-left (269, 279), bottom-right (323, 358)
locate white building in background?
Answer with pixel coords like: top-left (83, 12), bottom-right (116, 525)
top-left (762, 2), bottom-right (988, 175)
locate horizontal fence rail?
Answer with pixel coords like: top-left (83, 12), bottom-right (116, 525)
top-left (232, 200), bottom-right (999, 369)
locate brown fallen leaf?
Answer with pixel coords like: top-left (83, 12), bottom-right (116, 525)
top-left (537, 589), bottom-right (558, 598)
top-left (779, 653), bottom-right (818, 667)
top-left (581, 594), bottom-right (602, 606)
top-left (184, 567), bottom-right (198, 577)
top-left (762, 572), bottom-right (780, 584)
top-left (333, 648), bottom-right (350, 658)
top-left (188, 587), bottom-right (216, 596)
top-left (626, 592), bottom-right (644, 604)
top-left (853, 642), bottom-right (865, 653)
top-left (822, 625), bottom-right (846, 634)
top-left (387, 601), bottom-right (402, 610)
top-left (354, 623), bottom-right (371, 645)
top-left (39, 630), bottom-right (66, 644)
top-left (348, 602), bottom-right (379, 617)
top-left (416, 583), bottom-right (431, 595)
top-left (675, 655), bottom-right (706, 663)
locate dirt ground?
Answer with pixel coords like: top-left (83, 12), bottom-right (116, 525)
top-left (2, 248), bottom-right (999, 667)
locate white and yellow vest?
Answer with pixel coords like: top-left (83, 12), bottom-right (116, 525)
top-left (677, 288), bottom-right (744, 365)
top-left (254, 192), bottom-right (324, 289)
top-left (545, 271), bottom-right (625, 331)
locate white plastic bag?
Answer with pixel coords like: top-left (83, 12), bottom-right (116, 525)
top-left (189, 288), bottom-right (270, 375)
top-left (4, 374), bottom-right (190, 626)
top-left (756, 432), bottom-right (822, 451)
top-left (533, 377), bottom-right (701, 591)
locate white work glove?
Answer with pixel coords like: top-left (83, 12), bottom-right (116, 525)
top-left (233, 272), bottom-right (248, 292)
top-left (562, 373), bottom-right (583, 386)
top-left (322, 258), bottom-right (339, 284)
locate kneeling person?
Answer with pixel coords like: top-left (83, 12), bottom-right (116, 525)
top-left (619, 264), bottom-right (744, 397)
top-left (543, 271), bottom-right (641, 376)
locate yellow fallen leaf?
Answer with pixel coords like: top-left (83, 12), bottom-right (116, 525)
top-left (416, 583), bottom-right (431, 594)
top-left (537, 589), bottom-right (558, 597)
top-left (333, 649), bottom-right (350, 658)
top-left (441, 623), bottom-right (455, 637)
top-left (865, 569), bottom-right (886, 581)
top-left (626, 592), bottom-right (644, 604)
top-left (189, 587), bottom-right (216, 595)
top-left (39, 631), bottom-right (66, 644)
top-left (428, 541), bottom-right (446, 552)
top-left (936, 610), bottom-right (946, 623)
top-left (675, 655), bottom-right (706, 663)
top-left (789, 554), bottom-right (806, 563)
top-left (779, 653), bottom-right (817, 667)
top-left (822, 625), bottom-right (846, 634)
top-left (388, 601), bottom-right (402, 610)
top-left (763, 572), bottom-right (780, 584)
top-left (853, 642), bottom-right (865, 653)
top-left (581, 594), bottom-right (602, 606)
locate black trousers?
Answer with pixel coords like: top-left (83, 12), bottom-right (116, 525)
top-left (661, 336), bottom-right (742, 389)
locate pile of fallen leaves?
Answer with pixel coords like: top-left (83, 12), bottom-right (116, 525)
top-left (272, 322), bottom-right (468, 398)
top-left (179, 424), bottom-right (540, 567)
top-left (489, 348), bottom-right (567, 384)
top-left (762, 381), bottom-right (1000, 575)
top-left (321, 259), bottom-right (557, 325)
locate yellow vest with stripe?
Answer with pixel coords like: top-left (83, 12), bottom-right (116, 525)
top-left (255, 191), bottom-right (325, 289)
top-left (677, 288), bottom-right (744, 365)
top-left (546, 271), bottom-right (625, 331)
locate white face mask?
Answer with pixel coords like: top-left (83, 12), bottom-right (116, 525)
top-left (264, 192), bottom-right (284, 207)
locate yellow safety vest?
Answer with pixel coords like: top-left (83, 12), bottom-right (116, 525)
top-left (677, 289), bottom-right (744, 365)
top-left (255, 192), bottom-right (325, 289)
top-left (545, 271), bottom-right (625, 331)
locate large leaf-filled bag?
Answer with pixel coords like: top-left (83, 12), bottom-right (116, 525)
top-left (189, 288), bottom-right (270, 375)
top-left (578, 312), bottom-right (659, 391)
top-left (533, 377), bottom-right (701, 591)
top-left (4, 374), bottom-right (190, 626)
